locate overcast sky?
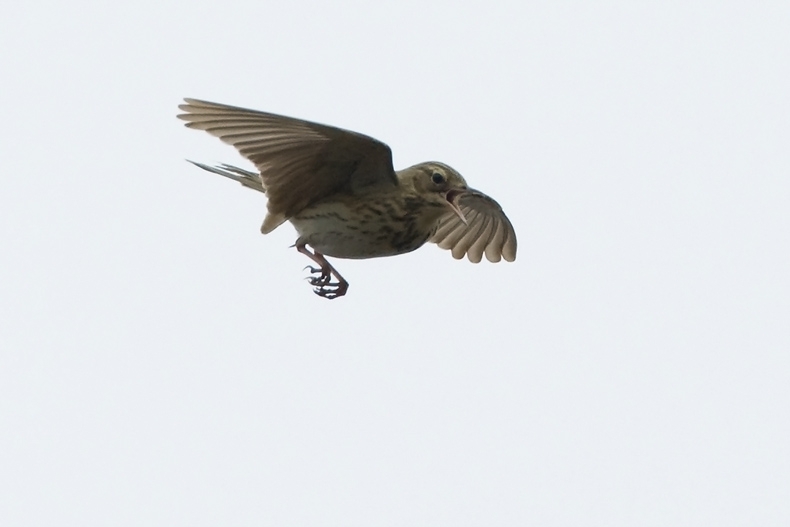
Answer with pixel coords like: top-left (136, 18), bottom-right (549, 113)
top-left (1, 1), bottom-right (788, 526)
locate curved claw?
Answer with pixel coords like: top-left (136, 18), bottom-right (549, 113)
top-left (303, 264), bottom-right (331, 285)
top-left (308, 275), bottom-right (332, 286)
top-left (313, 282), bottom-right (348, 299)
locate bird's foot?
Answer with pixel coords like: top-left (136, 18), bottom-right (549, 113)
top-left (312, 279), bottom-right (349, 299)
top-left (297, 243), bottom-right (350, 299)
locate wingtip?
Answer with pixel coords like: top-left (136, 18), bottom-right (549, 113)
top-left (178, 98), bottom-right (216, 114)
top-left (182, 97), bottom-right (206, 106)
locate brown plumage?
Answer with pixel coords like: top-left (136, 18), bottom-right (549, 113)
top-left (178, 98), bottom-right (516, 298)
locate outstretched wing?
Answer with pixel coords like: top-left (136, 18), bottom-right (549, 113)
top-left (178, 99), bottom-right (397, 230)
top-left (430, 190), bottom-right (517, 263)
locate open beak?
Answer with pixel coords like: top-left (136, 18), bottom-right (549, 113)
top-left (444, 189), bottom-right (468, 225)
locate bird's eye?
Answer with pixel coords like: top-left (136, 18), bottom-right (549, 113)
top-left (431, 172), bottom-right (445, 185)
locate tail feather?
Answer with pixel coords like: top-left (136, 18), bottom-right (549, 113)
top-left (186, 160), bottom-right (266, 194)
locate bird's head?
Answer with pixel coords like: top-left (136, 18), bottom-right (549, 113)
top-left (400, 162), bottom-right (469, 224)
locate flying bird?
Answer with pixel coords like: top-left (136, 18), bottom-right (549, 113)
top-left (178, 98), bottom-right (517, 298)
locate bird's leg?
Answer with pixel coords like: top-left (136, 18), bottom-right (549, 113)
top-left (296, 243), bottom-right (349, 299)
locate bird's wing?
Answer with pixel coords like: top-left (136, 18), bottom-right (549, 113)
top-left (178, 99), bottom-right (397, 221)
top-left (429, 190), bottom-right (517, 263)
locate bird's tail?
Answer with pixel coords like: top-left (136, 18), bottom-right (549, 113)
top-left (186, 160), bottom-right (266, 194)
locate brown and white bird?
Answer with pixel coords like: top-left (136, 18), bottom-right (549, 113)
top-left (178, 98), bottom-right (517, 298)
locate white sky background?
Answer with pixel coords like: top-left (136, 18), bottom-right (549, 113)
top-left (1, 1), bottom-right (788, 525)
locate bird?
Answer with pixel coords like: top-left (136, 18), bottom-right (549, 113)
top-left (177, 98), bottom-right (517, 299)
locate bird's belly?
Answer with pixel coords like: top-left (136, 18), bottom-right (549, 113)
top-left (289, 200), bottom-right (434, 259)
